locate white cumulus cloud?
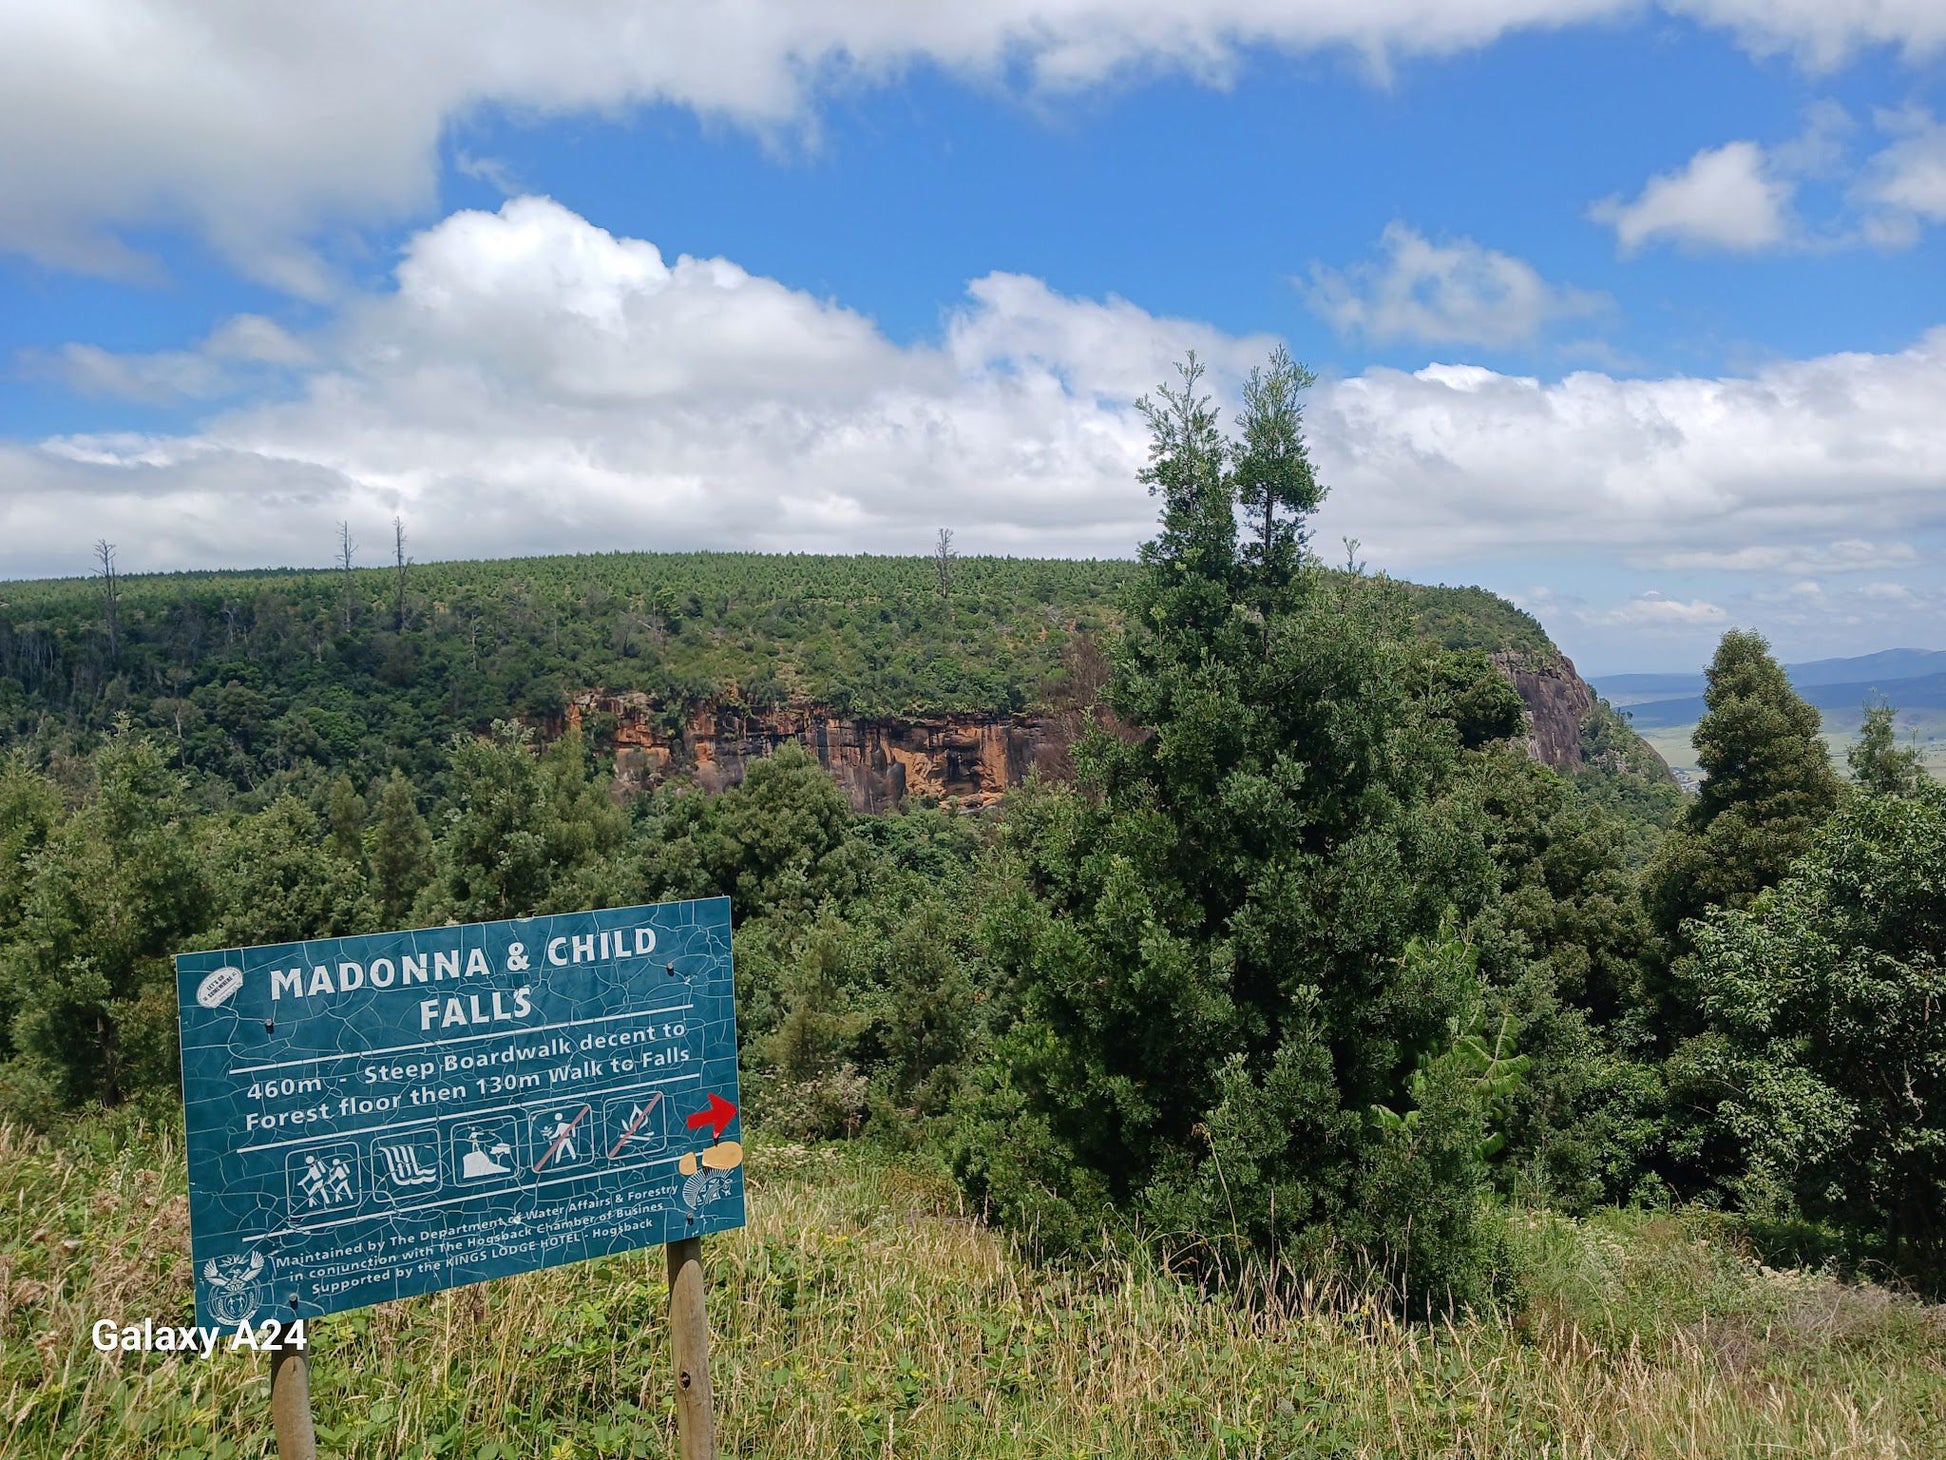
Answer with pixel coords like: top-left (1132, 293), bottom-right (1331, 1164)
top-left (5, 198), bottom-right (1944, 617)
top-left (5, 198), bottom-right (1272, 574)
top-left (1, 2), bottom-right (1941, 285)
top-left (1304, 224), bottom-right (1608, 346)
top-left (1858, 107), bottom-right (1946, 242)
top-left (1589, 141), bottom-right (1792, 254)
top-left (1592, 592), bottom-right (1729, 628)
top-left (1592, 105), bottom-right (1946, 255)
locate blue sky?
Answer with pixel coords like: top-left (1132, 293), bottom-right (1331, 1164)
top-left (2, 4), bottom-right (1943, 674)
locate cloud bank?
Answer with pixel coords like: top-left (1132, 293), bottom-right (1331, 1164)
top-left (3, 2), bottom-right (1942, 286)
top-left (1311, 346), bottom-right (1946, 567)
top-left (5, 198), bottom-right (1941, 614)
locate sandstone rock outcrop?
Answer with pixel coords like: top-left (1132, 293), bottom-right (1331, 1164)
top-left (568, 693), bottom-right (1062, 812)
top-left (566, 651), bottom-right (1635, 811)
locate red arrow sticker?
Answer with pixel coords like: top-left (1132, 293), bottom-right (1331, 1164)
top-left (685, 1092), bottom-right (738, 1142)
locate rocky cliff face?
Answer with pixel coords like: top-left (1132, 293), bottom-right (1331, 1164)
top-left (1492, 651), bottom-right (1597, 773)
top-left (569, 652), bottom-right (1624, 811)
top-left (569, 693), bottom-right (1067, 812)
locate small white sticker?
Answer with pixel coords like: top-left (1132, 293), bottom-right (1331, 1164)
top-left (196, 966), bottom-right (244, 1009)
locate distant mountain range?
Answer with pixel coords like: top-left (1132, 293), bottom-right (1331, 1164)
top-left (1593, 649), bottom-right (1946, 731)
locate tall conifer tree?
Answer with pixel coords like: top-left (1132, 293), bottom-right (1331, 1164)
top-left (326, 773), bottom-right (368, 867)
top-left (369, 769), bottom-right (433, 925)
top-left (1232, 345), bottom-right (1323, 589)
top-left (1849, 702), bottom-right (1928, 798)
top-left (1644, 631), bottom-right (1843, 1191)
top-left (964, 349), bottom-right (1514, 1305)
top-left (1647, 630), bottom-right (1840, 954)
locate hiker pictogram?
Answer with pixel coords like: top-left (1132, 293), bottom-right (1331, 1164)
top-left (285, 1141), bottom-right (360, 1219)
top-left (453, 1115), bottom-right (522, 1182)
top-left (532, 1105), bottom-right (593, 1171)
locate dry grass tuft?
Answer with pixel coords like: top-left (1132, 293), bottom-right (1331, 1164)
top-left (1, 1120), bottom-right (1942, 1458)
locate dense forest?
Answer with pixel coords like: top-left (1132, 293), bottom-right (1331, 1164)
top-left (1, 353), bottom-right (1941, 1316)
top-left (2, 538), bottom-right (1562, 801)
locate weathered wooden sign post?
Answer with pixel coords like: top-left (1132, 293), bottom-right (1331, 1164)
top-left (176, 897), bottom-right (743, 1459)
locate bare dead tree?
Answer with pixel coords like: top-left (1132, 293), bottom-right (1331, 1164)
top-left (92, 540), bottom-right (119, 662)
top-left (336, 521), bottom-right (357, 631)
top-left (393, 516), bottom-right (410, 631)
top-left (934, 527), bottom-right (957, 618)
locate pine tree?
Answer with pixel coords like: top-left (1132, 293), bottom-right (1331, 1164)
top-left (1647, 629), bottom-right (1841, 950)
top-left (325, 773), bottom-right (368, 867)
top-left (962, 349), bottom-right (1511, 1305)
top-left (369, 769), bottom-right (434, 926)
top-left (1134, 353), bottom-right (1235, 607)
top-left (1849, 702), bottom-right (1928, 798)
top-left (1233, 345), bottom-right (1323, 589)
top-left (1643, 631), bottom-right (1844, 1191)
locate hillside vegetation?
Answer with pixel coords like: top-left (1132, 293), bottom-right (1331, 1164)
top-left (1, 548), bottom-right (1562, 802)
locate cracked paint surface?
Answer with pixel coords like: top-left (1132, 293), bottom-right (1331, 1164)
top-left (175, 897), bottom-right (742, 1329)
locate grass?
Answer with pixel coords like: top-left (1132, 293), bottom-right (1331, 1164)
top-left (3, 1118), bottom-right (1943, 1458)
top-left (1640, 719), bottom-right (1946, 785)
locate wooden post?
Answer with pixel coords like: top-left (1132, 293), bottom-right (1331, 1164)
top-left (665, 1236), bottom-right (717, 1460)
top-left (268, 1328), bottom-right (318, 1460)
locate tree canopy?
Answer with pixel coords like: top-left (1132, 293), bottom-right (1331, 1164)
top-left (1693, 783), bottom-right (1946, 1291)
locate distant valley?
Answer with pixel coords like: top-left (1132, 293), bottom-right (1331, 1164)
top-left (1592, 648), bottom-right (1946, 780)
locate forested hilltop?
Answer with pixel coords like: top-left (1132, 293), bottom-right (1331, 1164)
top-left (0, 545), bottom-right (1602, 806)
top-left (1, 551), bottom-right (1140, 742)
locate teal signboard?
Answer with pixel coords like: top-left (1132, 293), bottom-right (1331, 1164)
top-left (175, 898), bottom-right (743, 1330)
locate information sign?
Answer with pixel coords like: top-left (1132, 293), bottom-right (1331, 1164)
top-left (175, 897), bottom-right (742, 1330)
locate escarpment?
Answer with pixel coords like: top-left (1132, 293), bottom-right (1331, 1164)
top-left (566, 651), bottom-right (1657, 812)
top-left (568, 695), bottom-right (1065, 812)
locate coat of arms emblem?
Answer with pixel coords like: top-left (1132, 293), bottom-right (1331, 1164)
top-left (203, 1250), bottom-right (271, 1326)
